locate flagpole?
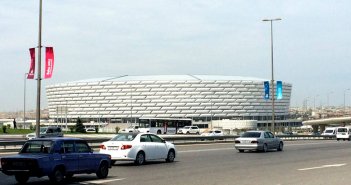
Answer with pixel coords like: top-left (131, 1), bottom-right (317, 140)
top-left (35, 0), bottom-right (42, 138)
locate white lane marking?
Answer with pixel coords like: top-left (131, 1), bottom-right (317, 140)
top-left (298, 163), bottom-right (346, 171)
top-left (80, 178), bottom-right (126, 184)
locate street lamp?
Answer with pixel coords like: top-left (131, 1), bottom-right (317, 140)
top-left (24, 73), bottom-right (28, 128)
top-left (344, 89), bottom-right (350, 116)
top-left (262, 18), bottom-right (281, 133)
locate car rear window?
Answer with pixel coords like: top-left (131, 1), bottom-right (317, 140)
top-left (110, 133), bottom-right (137, 141)
top-left (338, 128), bottom-right (347, 132)
top-left (20, 140), bottom-right (53, 154)
top-left (241, 132), bottom-right (261, 138)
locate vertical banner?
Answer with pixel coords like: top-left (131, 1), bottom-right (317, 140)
top-left (276, 81), bottom-right (283, 100)
top-left (27, 48), bottom-right (36, 79)
top-left (44, 47), bottom-right (54, 79)
top-left (264, 81), bottom-right (270, 100)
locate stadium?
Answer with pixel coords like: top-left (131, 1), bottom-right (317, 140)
top-left (46, 75), bottom-right (299, 131)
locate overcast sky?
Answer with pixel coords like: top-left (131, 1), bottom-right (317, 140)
top-left (1, 0), bottom-right (351, 112)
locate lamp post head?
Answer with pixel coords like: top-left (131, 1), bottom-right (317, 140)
top-left (262, 18), bottom-right (282, 22)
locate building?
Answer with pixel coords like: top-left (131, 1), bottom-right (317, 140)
top-left (46, 75), bottom-right (298, 130)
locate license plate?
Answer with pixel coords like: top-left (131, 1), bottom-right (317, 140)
top-left (12, 161), bottom-right (25, 167)
top-left (242, 140), bottom-right (251, 144)
top-left (108, 146), bottom-right (119, 150)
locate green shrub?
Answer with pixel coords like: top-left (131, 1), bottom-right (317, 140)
top-left (68, 126), bottom-right (75, 133)
top-left (29, 125), bottom-right (34, 130)
top-left (75, 117), bottom-right (86, 133)
top-left (2, 125), bottom-right (7, 133)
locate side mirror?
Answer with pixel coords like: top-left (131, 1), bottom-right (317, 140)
top-left (162, 139), bottom-right (166, 143)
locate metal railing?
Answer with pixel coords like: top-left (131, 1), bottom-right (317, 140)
top-left (0, 135), bottom-right (336, 154)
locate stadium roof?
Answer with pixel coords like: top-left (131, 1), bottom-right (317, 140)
top-left (57, 75), bottom-right (270, 85)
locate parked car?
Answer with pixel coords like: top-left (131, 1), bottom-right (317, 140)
top-left (201, 130), bottom-right (224, 136)
top-left (336, 127), bottom-right (351, 141)
top-left (321, 127), bottom-right (337, 136)
top-left (177, 126), bottom-right (200, 134)
top-left (234, 130), bottom-right (283, 153)
top-left (120, 125), bottom-right (140, 133)
top-left (26, 126), bottom-right (64, 140)
top-left (99, 133), bottom-right (176, 165)
top-left (85, 127), bottom-right (96, 133)
top-left (0, 138), bottom-right (111, 184)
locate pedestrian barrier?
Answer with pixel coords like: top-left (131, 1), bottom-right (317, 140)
top-left (0, 135), bottom-right (336, 153)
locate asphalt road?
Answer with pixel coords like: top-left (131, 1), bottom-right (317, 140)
top-left (1, 140), bottom-right (351, 185)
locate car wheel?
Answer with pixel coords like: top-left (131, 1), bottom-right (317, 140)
top-left (277, 142), bottom-right (283, 151)
top-left (262, 144), bottom-right (268, 153)
top-left (337, 138), bottom-right (340, 141)
top-left (196, 132), bottom-right (199, 135)
top-left (96, 161), bottom-right (109, 179)
top-left (49, 168), bottom-right (65, 183)
top-left (157, 130), bottom-right (162, 134)
top-left (15, 174), bottom-right (29, 184)
top-left (135, 151), bottom-right (145, 165)
top-left (166, 150), bottom-right (175, 163)
top-left (111, 160), bottom-right (116, 165)
top-left (186, 131), bottom-right (189, 134)
top-left (238, 149), bottom-right (244, 153)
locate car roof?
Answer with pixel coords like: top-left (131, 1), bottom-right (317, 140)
top-left (29, 137), bottom-right (83, 142)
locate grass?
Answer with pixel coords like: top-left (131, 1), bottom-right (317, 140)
top-left (0, 128), bottom-right (34, 135)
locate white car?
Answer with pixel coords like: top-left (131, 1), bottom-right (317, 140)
top-left (201, 130), bottom-right (224, 136)
top-left (120, 126), bottom-right (140, 133)
top-left (99, 133), bottom-right (176, 165)
top-left (177, 126), bottom-right (200, 134)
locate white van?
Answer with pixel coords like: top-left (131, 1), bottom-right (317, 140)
top-left (321, 127), bottom-right (337, 136)
top-left (336, 127), bottom-right (351, 141)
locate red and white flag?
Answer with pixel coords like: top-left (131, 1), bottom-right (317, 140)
top-left (27, 48), bottom-right (35, 79)
top-left (44, 47), bottom-right (54, 79)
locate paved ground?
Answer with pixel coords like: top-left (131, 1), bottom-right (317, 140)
top-left (1, 140), bottom-right (351, 185)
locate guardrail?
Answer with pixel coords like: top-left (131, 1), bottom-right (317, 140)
top-left (0, 135), bottom-right (336, 153)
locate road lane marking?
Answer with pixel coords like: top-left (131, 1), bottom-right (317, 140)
top-left (298, 163), bottom-right (346, 171)
top-left (80, 178), bottom-right (126, 184)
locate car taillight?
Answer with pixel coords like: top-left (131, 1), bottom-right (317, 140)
top-left (251, 141), bottom-right (258, 143)
top-left (234, 140), bottom-right (240, 143)
top-left (121, 145), bottom-right (132, 150)
top-left (100, 145), bottom-right (106, 150)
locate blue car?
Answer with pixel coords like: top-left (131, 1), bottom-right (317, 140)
top-left (0, 138), bottom-right (111, 184)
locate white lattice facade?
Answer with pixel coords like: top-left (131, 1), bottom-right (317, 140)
top-left (46, 75), bottom-right (292, 122)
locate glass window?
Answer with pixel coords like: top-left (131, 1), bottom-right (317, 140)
top-left (140, 134), bottom-right (152, 142)
top-left (150, 134), bottom-right (163, 143)
top-left (111, 133), bottom-right (137, 141)
top-left (241, 132), bottom-right (261, 138)
top-left (62, 141), bottom-right (74, 153)
top-left (20, 140), bottom-right (53, 154)
top-left (75, 141), bottom-right (91, 153)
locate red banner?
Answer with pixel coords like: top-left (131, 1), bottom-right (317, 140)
top-left (44, 47), bottom-right (54, 79)
top-left (27, 48), bottom-right (35, 79)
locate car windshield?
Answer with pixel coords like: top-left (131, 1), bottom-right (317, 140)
top-left (20, 140), bottom-right (53, 154)
top-left (241, 132), bottom-right (261, 138)
top-left (184, 126), bottom-right (191, 129)
top-left (325, 130), bottom-right (334, 133)
top-left (110, 133), bottom-right (138, 141)
top-left (39, 127), bottom-right (47, 133)
top-left (338, 128), bottom-right (347, 132)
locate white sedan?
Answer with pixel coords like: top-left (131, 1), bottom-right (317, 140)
top-left (99, 133), bottom-right (176, 165)
top-left (201, 130), bottom-right (224, 136)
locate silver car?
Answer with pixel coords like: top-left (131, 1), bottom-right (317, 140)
top-left (234, 131), bottom-right (283, 153)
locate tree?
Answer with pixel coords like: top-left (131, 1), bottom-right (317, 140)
top-left (75, 117), bottom-right (86, 133)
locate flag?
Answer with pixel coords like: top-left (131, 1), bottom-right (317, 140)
top-left (276, 81), bottom-right (283, 100)
top-left (44, 47), bottom-right (54, 79)
top-left (264, 81), bottom-right (269, 100)
top-left (27, 48), bottom-right (35, 79)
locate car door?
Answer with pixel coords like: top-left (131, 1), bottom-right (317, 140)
top-left (140, 134), bottom-right (154, 160)
top-left (59, 140), bottom-right (79, 173)
top-left (76, 140), bottom-right (95, 172)
top-left (149, 134), bottom-right (168, 159)
top-left (263, 132), bottom-right (274, 149)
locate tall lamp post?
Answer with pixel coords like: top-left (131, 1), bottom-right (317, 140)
top-left (344, 89), bottom-right (350, 116)
top-left (35, 0), bottom-right (43, 138)
top-left (263, 18), bottom-right (281, 133)
top-left (24, 73), bottom-right (28, 127)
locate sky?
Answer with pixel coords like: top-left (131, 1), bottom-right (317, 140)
top-left (1, 0), bottom-right (351, 112)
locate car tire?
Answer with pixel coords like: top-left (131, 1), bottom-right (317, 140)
top-left (96, 161), bottom-right (109, 179)
top-left (135, 151), bottom-right (145, 165)
top-left (277, 142), bottom-right (283, 151)
top-left (49, 168), bottom-right (65, 184)
top-left (238, 149), bottom-right (244, 153)
top-left (196, 132), bottom-right (199, 135)
top-left (157, 130), bottom-right (162, 135)
top-left (262, 144), bottom-right (268, 153)
top-left (166, 150), bottom-right (175, 163)
top-left (15, 174), bottom-right (29, 184)
top-left (186, 131), bottom-right (189, 134)
top-left (111, 160), bottom-right (116, 165)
